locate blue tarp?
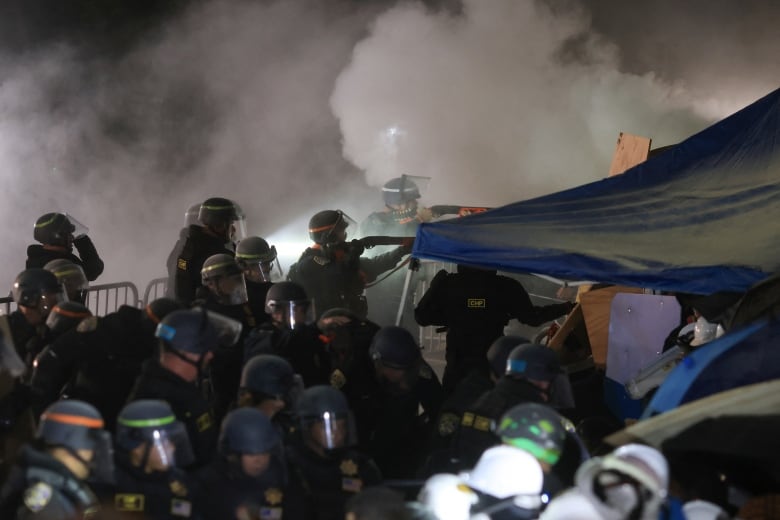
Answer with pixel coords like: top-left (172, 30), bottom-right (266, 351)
top-left (413, 88), bottom-right (780, 294)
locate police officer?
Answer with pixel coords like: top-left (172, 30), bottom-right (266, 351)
top-left (26, 212), bottom-right (104, 282)
top-left (196, 408), bottom-right (287, 520)
top-left (450, 343), bottom-right (575, 471)
top-left (363, 326), bottom-right (444, 479)
top-left (0, 320), bottom-right (34, 483)
top-left (243, 281), bottom-right (330, 387)
top-left (286, 385), bottom-right (382, 520)
top-left (288, 209), bottom-right (411, 320)
top-left (0, 400), bottom-right (113, 519)
top-left (43, 260), bottom-right (89, 305)
top-left (238, 354), bottom-right (301, 441)
top-left (112, 399), bottom-right (199, 519)
top-left (166, 202), bottom-right (203, 298)
top-left (127, 309), bottom-right (231, 468)
top-left (8, 268), bottom-right (67, 369)
top-left (174, 197), bottom-right (246, 303)
top-left (415, 264), bottom-right (574, 393)
top-left (235, 236), bottom-right (280, 324)
top-left (30, 297), bottom-right (184, 431)
top-left (359, 176), bottom-right (433, 238)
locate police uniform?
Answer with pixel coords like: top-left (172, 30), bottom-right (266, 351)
top-left (174, 225), bottom-right (234, 304)
top-left (0, 445), bottom-right (99, 519)
top-left (288, 242), bottom-right (406, 320)
top-left (26, 235), bottom-right (104, 282)
top-left (126, 359), bottom-right (217, 468)
top-left (245, 280), bottom-right (273, 327)
top-left (31, 305), bottom-right (158, 431)
top-left (111, 464), bottom-right (199, 519)
top-left (284, 445), bottom-right (381, 520)
top-left (415, 267), bottom-right (573, 392)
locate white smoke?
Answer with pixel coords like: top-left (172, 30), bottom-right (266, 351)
top-left (330, 0), bottom-right (714, 206)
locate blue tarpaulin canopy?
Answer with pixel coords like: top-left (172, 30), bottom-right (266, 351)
top-left (413, 88), bottom-right (780, 295)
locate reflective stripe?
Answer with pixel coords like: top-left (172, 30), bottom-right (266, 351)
top-left (35, 215), bottom-right (62, 228)
top-left (201, 261), bottom-right (235, 273)
top-left (309, 224), bottom-right (336, 233)
top-left (42, 412), bottom-right (104, 428)
top-left (118, 415), bottom-right (176, 428)
top-left (52, 307), bottom-right (91, 319)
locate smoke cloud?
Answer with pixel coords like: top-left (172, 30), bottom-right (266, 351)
top-left (1, 0), bottom-right (777, 294)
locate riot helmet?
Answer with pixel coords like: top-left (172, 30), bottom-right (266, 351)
top-left (575, 444), bottom-right (669, 520)
top-left (296, 385), bottom-right (356, 455)
top-left (487, 335), bottom-right (529, 379)
top-left (155, 308), bottom-right (221, 356)
top-left (308, 209), bottom-right (356, 245)
top-left (45, 302), bottom-right (92, 336)
top-left (33, 212), bottom-right (74, 247)
top-left (382, 176), bottom-right (421, 207)
top-left (506, 343), bottom-right (575, 409)
top-left (44, 259), bottom-right (89, 304)
top-left (219, 407), bottom-right (280, 478)
top-left (496, 403), bottom-right (569, 466)
top-left (201, 254), bottom-right (249, 305)
top-left (37, 400), bottom-right (114, 483)
top-left (197, 197), bottom-right (246, 241)
top-left (12, 268), bottom-right (67, 324)
top-left (236, 236), bottom-right (280, 282)
top-left (143, 297), bottom-right (185, 329)
top-left (239, 354), bottom-right (300, 406)
top-left (265, 281), bottom-right (314, 329)
top-left (369, 325), bottom-right (423, 395)
top-left (115, 399), bottom-right (194, 472)
top-left (417, 473), bottom-right (478, 520)
top-left (184, 202), bottom-right (202, 228)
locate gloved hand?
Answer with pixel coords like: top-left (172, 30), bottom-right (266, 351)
top-left (400, 237), bottom-right (415, 254)
top-left (348, 239), bottom-right (365, 257)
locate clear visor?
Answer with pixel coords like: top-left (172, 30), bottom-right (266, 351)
top-left (230, 216), bottom-right (248, 243)
top-left (88, 429), bottom-right (116, 485)
top-left (63, 213), bottom-right (89, 239)
top-left (45, 305), bottom-right (89, 335)
top-left (147, 422), bottom-right (195, 469)
top-left (58, 268), bottom-right (89, 303)
top-left (303, 412), bottom-right (356, 451)
top-left (268, 300), bottom-right (315, 329)
top-left (212, 273), bottom-right (249, 306)
top-left (202, 309), bottom-right (243, 347)
top-left (240, 259), bottom-right (279, 283)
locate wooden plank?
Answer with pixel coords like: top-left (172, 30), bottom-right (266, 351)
top-left (548, 303), bottom-right (583, 351)
top-left (608, 132), bottom-right (652, 177)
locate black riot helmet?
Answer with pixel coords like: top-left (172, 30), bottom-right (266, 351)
top-left (12, 268), bottom-right (66, 315)
top-left (308, 209), bottom-right (353, 245)
top-left (201, 254), bottom-right (249, 305)
top-left (219, 407), bottom-right (280, 456)
top-left (382, 176), bottom-right (421, 207)
top-left (265, 281), bottom-right (314, 329)
top-left (369, 325), bottom-right (421, 370)
top-left (506, 343), bottom-right (575, 409)
top-left (115, 399), bottom-right (194, 470)
top-left (296, 385), bottom-right (356, 453)
top-left (143, 297), bottom-right (185, 331)
top-left (197, 197), bottom-right (246, 241)
top-left (240, 354), bottom-right (297, 402)
top-left (45, 301), bottom-right (92, 336)
top-left (155, 308), bottom-right (221, 356)
top-left (486, 335), bottom-right (529, 379)
top-left (37, 400), bottom-right (114, 483)
top-left (33, 212), bottom-right (74, 246)
top-left (44, 259), bottom-right (89, 304)
top-left (496, 403), bottom-right (569, 466)
top-left (236, 236), bottom-right (279, 283)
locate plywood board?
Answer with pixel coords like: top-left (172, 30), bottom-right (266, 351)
top-left (608, 132), bottom-right (652, 177)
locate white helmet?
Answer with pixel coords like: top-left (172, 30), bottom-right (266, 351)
top-left (690, 317), bottom-right (725, 346)
top-left (575, 444), bottom-right (669, 520)
top-left (539, 489), bottom-right (604, 519)
top-left (462, 445), bottom-right (544, 515)
top-left (417, 473), bottom-right (478, 520)
top-left (682, 500), bottom-right (731, 520)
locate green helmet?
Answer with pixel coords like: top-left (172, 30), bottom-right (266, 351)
top-left (496, 403), bottom-right (568, 465)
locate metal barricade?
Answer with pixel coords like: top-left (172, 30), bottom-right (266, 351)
top-left (142, 277), bottom-right (169, 307)
top-left (86, 282), bottom-right (140, 316)
top-left (0, 295), bottom-right (14, 315)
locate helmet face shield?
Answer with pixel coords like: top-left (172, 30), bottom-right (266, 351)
top-left (146, 421), bottom-right (194, 470)
top-left (63, 213), bottom-right (89, 240)
top-left (87, 429), bottom-right (116, 485)
top-left (303, 411), bottom-right (355, 452)
top-left (212, 272), bottom-right (249, 305)
top-left (267, 300), bottom-right (315, 329)
top-left (201, 309), bottom-right (243, 347)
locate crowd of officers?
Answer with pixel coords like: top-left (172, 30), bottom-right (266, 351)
top-left (0, 181), bottom-right (742, 519)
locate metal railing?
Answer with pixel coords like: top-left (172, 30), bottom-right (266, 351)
top-left (85, 282), bottom-right (140, 316)
top-left (142, 277), bottom-right (169, 307)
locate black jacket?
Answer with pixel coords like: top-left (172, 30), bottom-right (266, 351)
top-left (26, 235), bottom-right (104, 282)
top-left (173, 225), bottom-right (234, 304)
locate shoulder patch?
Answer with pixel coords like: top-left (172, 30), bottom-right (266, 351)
top-left (24, 482), bottom-right (52, 512)
top-left (77, 315), bottom-right (100, 333)
top-left (196, 412), bottom-right (213, 432)
top-left (115, 494), bottom-right (145, 512)
top-left (330, 369), bottom-right (347, 389)
top-left (177, 258), bottom-right (188, 271)
top-left (264, 488), bottom-right (284, 506)
top-left (313, 256), bottom-right (330, 266)
top-left (438, 412), bottom-right (459, 436)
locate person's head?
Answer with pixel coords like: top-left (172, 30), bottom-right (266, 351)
top-left (487, 335), bottom-right (530, 381)
top-left (296, 385), bottom-right (354, 457)
top-left (235, 236), bottom-right (279, 283)
top-left (155, 308), bottom-right (222, 381)
top-left (198, 197), bottom-right (245, 241)
top-left (43, 259), bottom-right (89, 304)
top-left (346, 486), bottom-right (411, 520)
top-left (505, 343), bottom-right (575, 408)
top-left (382, 176), bottom-right (421, 214)
top-left (369, 326), bottom-right (422, 395)
top-left (141, 297), bottom-right (186, 337)
top-left (464, 445), bottom-right (544, 517)
top-left (12, 268), bottom-right (67, 326)
top-left (34, 212), bottom-right (82, 250)
top-left (318, 308), bottom-right (380, 370)
top-left (201, 254), bottom-right (249, 305)
top-left (308, 209), bottom-right (354, 245)
top-left (238, 354), bottom-right (300, 418)
top-left (575, 444), bottom-right (669, 520)
top-left (115, 399), bottom-right (193, 474)
top-left (496, 403), bottom-right (569, 471)
top-left (219, 407), bottom-right (280, 478)
top-left (45, 302), bottom-right (91, 336)
top-left (37, 400), bottom-right (113, 482)
top-left (265, 281), bottom-right (314, 329)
